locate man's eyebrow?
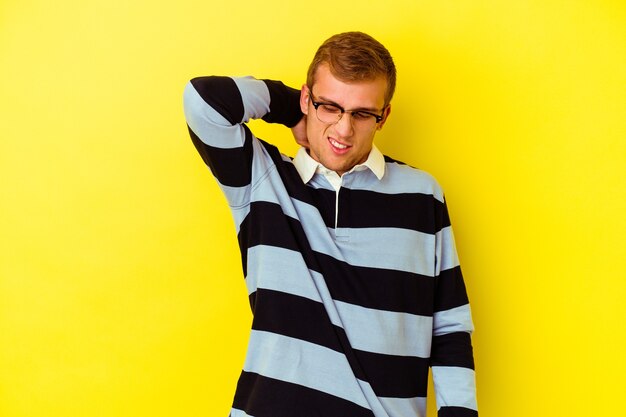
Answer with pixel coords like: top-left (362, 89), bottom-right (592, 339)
top-left (316, 95), bottom-right (382, 113)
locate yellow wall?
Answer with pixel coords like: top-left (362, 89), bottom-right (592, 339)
top-left (1, 1), bottom-right (624, 416)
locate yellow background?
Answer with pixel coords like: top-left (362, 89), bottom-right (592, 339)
top-left (1, 1), bottom-right (625, 416)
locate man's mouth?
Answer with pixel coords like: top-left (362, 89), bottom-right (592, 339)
top-left (329, 137), bottom-right (350, 151)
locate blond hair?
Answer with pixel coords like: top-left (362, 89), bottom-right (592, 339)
top-left (307, 32), bottom-right (396, 106)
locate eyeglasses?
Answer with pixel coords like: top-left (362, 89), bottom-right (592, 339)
top-left (308, 90), bottom-right (385, 129)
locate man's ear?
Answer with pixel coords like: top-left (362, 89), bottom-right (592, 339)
top-left (377, 105), bottom-right (391, 130)
top-left (300, 85), bottom-right (310, 115)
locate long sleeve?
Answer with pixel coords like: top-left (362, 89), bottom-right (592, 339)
top-left (182, 76), bottom-right (302, 207)
top-left (431, 198), bottom-right (478, 417)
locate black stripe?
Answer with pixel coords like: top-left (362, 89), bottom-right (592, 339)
top-left (233, 371), bottom-right (375, 417)
top-left (190, 76), bottom-right (244, 125)
top-left (316, 252), bottom-right (434, 316)
top-left (188, 125), bottom-right (253, 187)
top-left (340, 189), bottom-right (447, 234)
top-left (238, 201), bottom-right (435, 316)
top-left (352, 349), bottom-right (429, 398)
top-left (434, 266), bottom-right (469, 312)
top-left (261, 80), bottom-right (304, 128)
top-left (438, 406), bottom-right (478, 417)
top-left (383, 157), bottom-right (454, 234)
top-left (250, 289), bottom-right (430, 398)
top-left (250, 289), bottom-right (346, 357)
top-left (430, 332), bottom-right (475, 369)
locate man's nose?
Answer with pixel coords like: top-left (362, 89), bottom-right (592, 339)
top-left (334, 112), bottom-right (354, 137)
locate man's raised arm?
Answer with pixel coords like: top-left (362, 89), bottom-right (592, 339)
top-left (182, 76), bottom-right (302, 206)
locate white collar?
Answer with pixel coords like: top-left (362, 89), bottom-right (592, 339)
top-left (292, 145), bottom-right (386, 185)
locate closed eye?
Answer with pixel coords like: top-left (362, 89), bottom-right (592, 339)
top-left (319, 103), bottom-right (342, 114)
top-left (352, 111), bottom-right (376, 120)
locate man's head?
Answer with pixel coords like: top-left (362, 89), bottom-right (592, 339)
top-left (300, 32), bottom-right (396, 175)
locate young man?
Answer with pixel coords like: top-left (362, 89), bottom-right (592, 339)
top-left (183, 32), bottom-right (478, 417)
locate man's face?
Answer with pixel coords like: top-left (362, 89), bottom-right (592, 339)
top-left (300, 64), bottom-right (391, 176)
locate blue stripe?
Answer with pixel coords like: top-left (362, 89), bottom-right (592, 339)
top-left (433, 304), bottom-right (474, 336)
top-left (431, 366), bottom-right (478, 411)
top-left (243, 330), bottom-right (372, 410)
top-left (437, 226), bottom-right (461, 272)
top-left (233, 76), bottom-right (271, 121)
top-left (329, 227), bottom-right (436, 275)
top-left (230, 408), bottom-right (254, 417)
top-left (335, 300), bottom-right (433, 357)
top-left (358, 161), bottom-right (445, 202)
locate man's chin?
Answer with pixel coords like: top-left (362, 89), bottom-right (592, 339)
top-left (323, 161), bottom-right (351, 176)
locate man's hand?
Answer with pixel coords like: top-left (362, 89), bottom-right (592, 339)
top-left (291, 115), bottom-right (309, 149)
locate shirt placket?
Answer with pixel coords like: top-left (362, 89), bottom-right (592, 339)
top-left (334, 174), bottom-right (351, 241)
top-left (317, 167), bottom-right (362, 241)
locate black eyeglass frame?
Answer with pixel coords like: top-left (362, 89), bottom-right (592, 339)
top-left (308, 91), bottom-right (386, 124)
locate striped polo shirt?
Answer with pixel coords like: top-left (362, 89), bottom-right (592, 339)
top-left (183, 75), bottom-right (478, 417)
